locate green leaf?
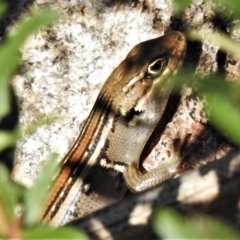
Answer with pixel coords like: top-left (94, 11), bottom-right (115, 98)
top-left (214, 0), bottom-right (240, 17)
top-left (0, 8), bottom-right (59, 120)
top-left (0, 3), bottom-right (6, 16)
top-left (152, 208), bottom-right (240, 239)
top-left (152, 208), bottom-right (190, 239)
top-left (188, 30), bottom-right (240, 59)
top-left (22, 225), bottom-right (89, 239)
top-left (172, 0), bottom-right (192, 14)
top-left (0, 76), bottom-right (10, 120)
top-left (0, 164), bottom-right (21, 232)
top-left (204, 87), bottom-right (240, 144)
top-left (0, 128), bottom-right (19, 152)
top-left (24, 153), bottom-right (60, 226)
top-left (171, 69), bottom-right (240, 144)
top-left (195, 75), bottom-right (240, 144)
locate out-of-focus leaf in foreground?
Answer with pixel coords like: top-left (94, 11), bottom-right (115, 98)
top-left (152, 208), bottom-right (240, 239)
top-left (24, 153), bottom-right (59, 226)
top-left (189, 30), bottom-right (240, 59)
top-left (172, 0), bottom-right (192, 14)
top-left (22, 225), bottom-right (89, 240)
top-left (171, 70), bottom-right (240, 144)
top-left (0, 129), bottom-right (18, 152)
top-left (201, 78), bottom-right (240, 145)
top-left (213, 0), bottom-right (240, 17)
top-left (0, 7), bottom-right (59, 121)
top-left (0, 164), bottom-right (23, 237)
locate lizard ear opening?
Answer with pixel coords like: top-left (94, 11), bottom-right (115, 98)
top-left (147, 58), bottom-right (167, 76)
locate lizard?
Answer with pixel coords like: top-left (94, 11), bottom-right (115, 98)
top-left (41, 31), bottom-right (187, 226)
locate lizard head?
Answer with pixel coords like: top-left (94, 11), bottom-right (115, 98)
top-left (101, 32), bottom-right (187, 118)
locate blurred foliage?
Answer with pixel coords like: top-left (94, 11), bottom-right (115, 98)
top-left (152, 208), bottom-right (240, 239)
top-left (171, 0), bottom-right (240, 145)
top-left (172, 0), bottom-right (192, 14)
top-left (0, 155), bottom-right (88, 239)
top-left (0, 4), bottom-right (88, 239)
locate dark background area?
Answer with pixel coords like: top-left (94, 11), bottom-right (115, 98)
top-left (0, 0), bottom-right (35, 37)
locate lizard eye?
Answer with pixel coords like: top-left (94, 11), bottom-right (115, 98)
top-left (147, 58), bottom-right (167, 76)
